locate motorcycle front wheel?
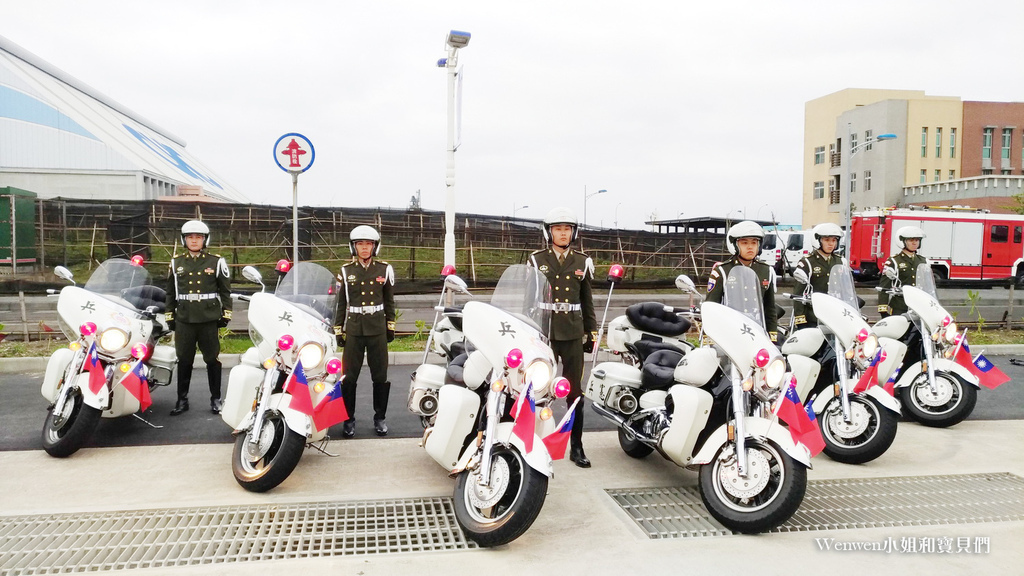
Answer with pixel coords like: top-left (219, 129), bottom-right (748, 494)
top-left (698, 438), bottom-right (807, 534)
top-left (232, 411), bottom-right (306, 493)
top-left (900, 371), bottom-right (977, 428)
top-left (453, 446), bottom-right (548, 547)
top-left (820, 395), bottom-right (899, 464)
top-left (42, 388), bottom-right (101, 458)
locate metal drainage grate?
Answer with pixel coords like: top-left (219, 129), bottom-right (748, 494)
top-left (0, 496), bottom-right (477, 575)
top-left (608, 472), bottom-right (1024, 539)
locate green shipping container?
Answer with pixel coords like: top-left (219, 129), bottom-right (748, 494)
top-left (0, 187), bottom-right (38, 268)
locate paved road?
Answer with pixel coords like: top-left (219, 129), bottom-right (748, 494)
top-left (3, 359), bottom-right (1021, 452)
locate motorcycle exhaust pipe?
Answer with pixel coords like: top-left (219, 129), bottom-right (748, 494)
top-left (591, 402), bottom-right (658, 446)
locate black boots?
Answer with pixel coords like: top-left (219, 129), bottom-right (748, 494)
top-left (342, 420), bottom-right (356, 438)
top-left (374, 419), bottom-right (388, 436)
top-left (170, 397), bottom-right (189, 416)
top-left (211, 398), bottom-right (223, 414)
top-left (570, 444), bottom-right (591, 468)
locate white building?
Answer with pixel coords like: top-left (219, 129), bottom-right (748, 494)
top-left (0, 34), bottom-right (247, 203)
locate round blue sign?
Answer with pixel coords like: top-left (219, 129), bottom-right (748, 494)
top-left (273, 133), bottom-right (315, 173)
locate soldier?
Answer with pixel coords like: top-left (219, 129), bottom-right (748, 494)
top-left (706, 220), bottom-right (779, 341)
top-left (792, 222), bottom-right (844, 327)
top-left (528, 207), bottom-right (598, 468)
top-left (165, 220), bottom-right (232, 415)
top-left (878, 226), bottom-right (928, 317)
top-left (334, 225), bottom-right (396, 437)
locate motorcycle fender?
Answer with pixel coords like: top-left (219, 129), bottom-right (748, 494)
top-left (484, 421), bottom-right (553, 478)
top-left (787, 354), bottom-right (821, 403)
top-left (104, 381), bottom-right (139, 417)
top-left (73, 372), bottom-right (109, 411)
top-left (864, 386), bottom-right (901, 414)
top-left (585, 361), bottom-right (641, 405)
top-left (893, 359), bottom-right (980, 389)
top-left (691, 417), bottom-right (812, 468)
top-left (660, 385), bottom-right (714, 467)
top-left (877, 338), bottom-right (907, 385)
top-left (810, 387), bottom-right (836, 415)
top-left (41, 348), bottom-right (76, 402)
top-left (223, 364), bottom-right (265, 429)
top-left (272, 393), bottom-right (316, 437)
top-left (424, 385), bottom-right (481, 470)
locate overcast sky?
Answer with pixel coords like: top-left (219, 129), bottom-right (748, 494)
top-left (5, 1), bottom-right (1023, 230)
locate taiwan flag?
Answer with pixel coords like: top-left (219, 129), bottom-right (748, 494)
top-left (312, 382), bottom-right (349, 432)
top-left (883, 368), bottom-right (900, 396)
top-left (775, 381), bottom-right (813, 437)
top-left (795, 404), bottom-right (825, 457)
top-left (542, 397), bottom-right (579, 460)
top-left (119, 361), bottom-right (152, 412)
top-left (284, 360), bottom-right (315, 416)
top-left (954, 341), bottom-right (1010, 389)
top-left (511, 382), bottom-right (536, 453)
top-left (852, 349), bottom-right (884, 394)
top-left (84, 342), bottom-right (106, 394)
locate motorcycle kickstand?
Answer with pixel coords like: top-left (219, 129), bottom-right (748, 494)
top-left (307, 436), bottom-right (340, 457)
top-left (131, 413), bottom-right (165, 429)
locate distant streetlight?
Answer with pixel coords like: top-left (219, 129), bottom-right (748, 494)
top-left (845, 126), bottom-right (897, 248)
top-left (437, 29), bottom-right (471, 268)
top-left (614, 203), bottom-right (623, 228)
top-left (583, 187), bottom-right (607, 230)
top-left (513, 204), bottom-right (529, 219)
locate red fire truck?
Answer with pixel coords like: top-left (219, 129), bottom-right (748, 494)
top-left (849, 206), bottom-right (1024, 282)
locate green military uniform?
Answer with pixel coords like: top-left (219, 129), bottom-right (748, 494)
top-left (877, 251), bottom-right (928, 316)
top-left (165, 250), bottom-right (232, 405)
top-left (334, 258), bottom-right (396, 426)
top-left (528, 248), bottom-right (598, 451)
top-left (793, 250), bottom-right (844, 327)
top-left (706, 257), bottom-right (779, 341)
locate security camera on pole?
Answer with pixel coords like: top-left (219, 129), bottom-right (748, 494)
top-left (274, 133), bottom-right (316, 269)
top-left (436, 30), bottom-right (471, 269)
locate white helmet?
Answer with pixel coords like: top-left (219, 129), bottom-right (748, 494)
top-left (726, 220), bottom-right (765, 255)
top-left (896, 226), bottom-right (925, 251)
top-left (349, 225), bottom-right (381, 256)
top-left (181, 220), bottom-right (210, 248)
top-left (811, 222), bottom-right (844, 251)
top-left (542, 207), bottom-right (579, 244)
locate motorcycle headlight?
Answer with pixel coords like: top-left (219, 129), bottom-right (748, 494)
top-left (860, 334), bottom-right (879, 360)
top-left (943, 321), bottom-right (958, 344)
top-left (98, 328), bottom-right (129, 352)
top-left (298, 342), bottom-right (326, 369)
top-left (525, 359), bottom-right (554, 397)
top-left (764, 357), bottom-right (787, 390)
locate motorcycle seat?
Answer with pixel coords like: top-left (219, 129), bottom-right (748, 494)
top-left (445, 352), bottom-right (469, 386)
top-left (625, 302), bottom-right (691, 337)
top-left (628, 339), bottom-right (687, 363)
top-left (121, 285), bottom-right (166, 314)
top-left (641, 349), bottom-right (685, 390)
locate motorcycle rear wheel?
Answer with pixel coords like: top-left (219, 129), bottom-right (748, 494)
top-left (900, 371), bottom-right (977, 428)
top-left (232, 411), bottom-right (306, 493)
top-left (42, 388), bottom-right (101, 458)
top-left (618, 427), bottom-right (654, 459)
top-left (820, 395), bottom-right (898, 464)
top-left (453, 446), bottom-right (548, 547)
top-left (698, 438), bottom-right (806, 534)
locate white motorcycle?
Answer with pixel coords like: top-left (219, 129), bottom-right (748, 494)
top-left (40, 257), bottom-right (177, 457)
top-left (221, 262), bottom-right (344, 492)
top-left (783, 264), bottom-right (901, 464)
top-left (585, 267), bottom-right (809, 534)
top-left (415, 265), bottom-right (570, 547)
top-left (873, 263), bottom-right (980, 427)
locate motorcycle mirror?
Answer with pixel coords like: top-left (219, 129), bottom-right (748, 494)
top-left (444, 274), bottom-right (471, 296)
top-left (242, 265), bottom-right (264, 287)
top-left (792, 268), bottom-right (809, 284)
top-left (674, 274), bottom-right (698, 294)
top-left (54, 265), bottom-right (74, 283)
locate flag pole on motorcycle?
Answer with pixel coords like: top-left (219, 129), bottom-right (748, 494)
top-left (592, 264), bottom-right (626, 370)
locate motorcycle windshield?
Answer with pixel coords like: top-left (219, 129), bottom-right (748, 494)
top-left (826, 264), bottom-right (859, 309)
top-left (490, 265), bottom-right (552, 333)
top-left (275, 262), bottom-right (339, 324)
top-left (915, 263), bottom-right (937, 297)
top-left (84, 258), bottom-right (156, 308)
top-left (722, 266), bottom-right (765, 329)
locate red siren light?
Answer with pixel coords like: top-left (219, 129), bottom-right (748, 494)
top-left (608, 264), bottom-right (625, 283)
top-left (441, 264), bottom-right (457, 277)
top-left (130, 255), bottom-right (145, 267)
top-left (276, 259), bottom-right (292, 273)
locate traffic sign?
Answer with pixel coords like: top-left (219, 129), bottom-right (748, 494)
top-left (273, 133), bottom-right (315, 173)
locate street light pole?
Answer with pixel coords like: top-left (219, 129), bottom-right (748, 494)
top-left (438, 30), bottom-right (471, 268)
top-left (584, 188), bottom-right (607, 230)
top-left (844, 125), bottom-right (897, 253)
top-left (512, 204), bottom-right (528, 220)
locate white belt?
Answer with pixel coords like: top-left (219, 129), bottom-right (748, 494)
top-left (540, 302), bottom-right (581, 312)
top-left (349, 304), bottom-right (384, 314)
top-left (178, 293), bottom-right (218, 301)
